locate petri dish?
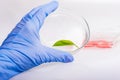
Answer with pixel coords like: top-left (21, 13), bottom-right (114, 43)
top-left (40, 10), bottom-right (90, 54)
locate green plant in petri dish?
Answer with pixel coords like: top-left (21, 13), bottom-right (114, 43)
top-left (53, 40), bottom-right (79, 48)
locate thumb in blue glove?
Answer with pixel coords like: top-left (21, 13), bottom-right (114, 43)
top-left (0, 1), bottom-right (73, 80)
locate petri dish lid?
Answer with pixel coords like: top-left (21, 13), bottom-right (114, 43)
top-left (40, 9), bottom-right (90, 53)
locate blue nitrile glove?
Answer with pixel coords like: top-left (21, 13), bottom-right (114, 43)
top-left (0, 1), bottom-right (73, 80)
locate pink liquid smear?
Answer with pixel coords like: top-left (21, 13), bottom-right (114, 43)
top-left (84, 40), bottom-right (113, 48)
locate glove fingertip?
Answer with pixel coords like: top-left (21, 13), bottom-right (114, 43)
top-left (42, 0), bottom-right (59, 16)
top-left (63, 52), bottom-right (74, 63)
top-left (44, 46), bottom-right (74, 63)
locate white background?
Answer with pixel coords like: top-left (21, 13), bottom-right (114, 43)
top-left (0, 0), bottom-right (120, 80)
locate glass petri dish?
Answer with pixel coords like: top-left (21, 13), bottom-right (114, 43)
top-left (40, 10), bottom-right (90, 54)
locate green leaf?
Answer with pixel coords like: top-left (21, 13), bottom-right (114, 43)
top-left (53, 40), bottom-right (79, 48)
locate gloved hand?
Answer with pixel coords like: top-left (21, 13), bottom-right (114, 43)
top-left (0, 1), bottom-right (73, 80)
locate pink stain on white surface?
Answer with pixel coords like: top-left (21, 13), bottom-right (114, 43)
top-left (84, 40), bottom-right (113, 48)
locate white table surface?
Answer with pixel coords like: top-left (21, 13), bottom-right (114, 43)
top-left (0, 0), bottom-right (120, 80)
top-left (11, 47), bottom-right (120, 80)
